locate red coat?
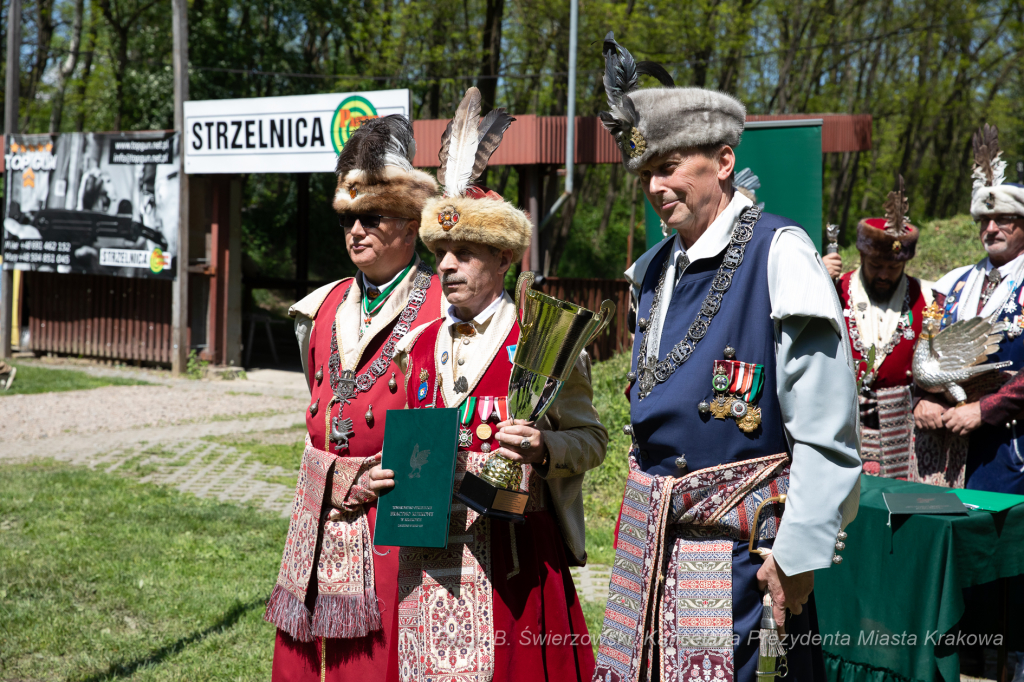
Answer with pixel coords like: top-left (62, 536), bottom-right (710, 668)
top-left (272, 271), bottom-right (445, 682)
top-left (395, 316), bottom-right (595, 682)
top-left (837, 271), bottom-right (926, 389)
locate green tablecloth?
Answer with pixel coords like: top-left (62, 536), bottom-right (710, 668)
top-left (814, 475), bottom-right (1024, 682)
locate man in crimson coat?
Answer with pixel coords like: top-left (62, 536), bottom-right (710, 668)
top-left (264, 114), bottom-right (446, 681)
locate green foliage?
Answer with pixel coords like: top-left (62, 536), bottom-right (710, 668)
top-left (0, 461), bottom-right (286, 681)
top-left (185, 350), bottom-right (209, 380)
top-left (0, 362), bottom-right (149, 395)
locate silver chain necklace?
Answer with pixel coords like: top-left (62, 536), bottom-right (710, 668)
top-left (634, 206), bottom-right (760, 401)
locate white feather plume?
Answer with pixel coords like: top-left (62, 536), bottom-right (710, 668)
top-left (439, 88), bottom-right (483, 197)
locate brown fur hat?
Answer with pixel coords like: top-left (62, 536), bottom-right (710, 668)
top-left (420, 186), bottom-right (532, 261)
top-left (856, 218), bottom-right (919, 262)
top-left (332, 114), bottom-right (438, 222)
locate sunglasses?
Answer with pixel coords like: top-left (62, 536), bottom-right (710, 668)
top-left (338, 214), bottom-right (405, 229)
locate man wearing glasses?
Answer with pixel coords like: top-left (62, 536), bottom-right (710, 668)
top-left (916, 124), bottom-right (1024, 495)
top-left (265, 114), bottom-right (445, 681)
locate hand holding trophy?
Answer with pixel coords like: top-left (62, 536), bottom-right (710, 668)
top-left (453, 272), bottom-right (614, 522)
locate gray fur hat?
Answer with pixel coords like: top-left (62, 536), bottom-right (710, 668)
top-left (599, 33), bottom-right (746, 173)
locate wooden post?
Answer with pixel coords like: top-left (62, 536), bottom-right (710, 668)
top-left (170, 0), bottom-right (189, 374)
top-left (1, 0), bottom-right (21, 360)
top-left (295, 173), bottom-right (309, 303)
top-left (517, 166), bottom-right (541, 274)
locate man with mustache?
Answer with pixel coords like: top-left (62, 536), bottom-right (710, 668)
top-left (592, 35), bottom-right (860, 682)
top-left (914, 123), bottom-right (1024, 494)
top-left (835, 176), bottom-right (927, 479)
top-left (367, 87), bottom-right (607, 681)
top-left (264, 114), bottom-right (446, 681)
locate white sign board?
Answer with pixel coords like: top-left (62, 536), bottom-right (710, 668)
top-left (183, 89), bottom-right (411, 174)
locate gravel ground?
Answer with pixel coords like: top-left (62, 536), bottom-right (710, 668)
top-left (0, 382), bottom-right (308, 444)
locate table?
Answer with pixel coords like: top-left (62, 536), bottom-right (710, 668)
top-left (814, 475), bottom-right (1024, 682)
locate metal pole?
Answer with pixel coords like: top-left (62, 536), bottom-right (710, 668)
top-left (1, 0), bottom-right (22, 360)
top-left (565, 0), bottom-right (577, 195)
top-left (170, 0), bottom-right (189, 374)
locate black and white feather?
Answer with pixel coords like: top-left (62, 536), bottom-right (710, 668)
top-left (972, 123), bottom-right (1006, 191)
top-left (599, 32), bottom-right (640, 142)
top-left (335, 114), bottom-right (416, 182)
top-left (436, 87), bottom-right (514, 197)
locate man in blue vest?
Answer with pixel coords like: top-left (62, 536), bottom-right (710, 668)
top-left (592, 35), bottom-right (862, 682)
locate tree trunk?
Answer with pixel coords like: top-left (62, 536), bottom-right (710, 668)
top-left (73, 28), bottom-right (95, 132)
top-left (477, 0), bottom-right (504, 114)
top-left (49, 0), bottom-right (85, 133)
top-left (22, 0), bottom-right (56, 127)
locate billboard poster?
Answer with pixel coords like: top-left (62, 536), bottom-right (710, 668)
top-left (183, 89), bottom-right (410, 174)
top-left (3, 131), bottom-right (180, 279)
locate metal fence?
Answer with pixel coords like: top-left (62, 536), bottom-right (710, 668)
top-left (533, 276), bottom-right (631, 361)
top-left (23, 271), bottom-right (173, 363)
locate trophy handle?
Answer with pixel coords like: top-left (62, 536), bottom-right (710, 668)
top-left (585, 299), bottom-right (616, 347)
top-left (515, 271), bottom-right (536, 331)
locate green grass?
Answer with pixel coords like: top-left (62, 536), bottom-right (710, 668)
top-left (583, 351), bottom-right (632, 567)
top-left (839, 213), bottom-right (986, 283)
top-left (1, 362), bottom-right (150, 396)
top-left (0, 461), bottom-right (287, 681)
top-left (202, 426), bottom-right (306, 471)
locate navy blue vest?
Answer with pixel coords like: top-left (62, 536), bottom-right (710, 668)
top-left (943, 269), bottom-right (1024, 493)
top-left (630, 212), bottom-right (791, 476)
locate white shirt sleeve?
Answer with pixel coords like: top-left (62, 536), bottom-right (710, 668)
top-left (294, 313), bottom-right (313, 393)
top-left (767, 227), bottom-right (863, 574)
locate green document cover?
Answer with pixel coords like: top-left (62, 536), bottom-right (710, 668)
top-left (883, 492), bottom-right (968, 515)
top-left (951, 489), bottom-right (1024, 513)
top-left (374, 408), bottom-right (459, 549)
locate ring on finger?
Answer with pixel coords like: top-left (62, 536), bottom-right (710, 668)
top-left (519, 438), bottom-right (531, 449)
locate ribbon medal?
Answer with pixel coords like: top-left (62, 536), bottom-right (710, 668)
top-left (458, 397), bottom-right (477, 448)
top-left (506, 345), bottom-right (517, 362)
top-left (418, 368), bottom-right (430, 402)
top-left (476, 397), bottom-right (495, 441)
top-left (708, 357), bottom-right (765, 432)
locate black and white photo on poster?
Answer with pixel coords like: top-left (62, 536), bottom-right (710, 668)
top-left (3, 131), bottom-right (180, 279)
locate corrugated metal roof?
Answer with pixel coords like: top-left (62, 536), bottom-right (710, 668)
top-left (412, 113), bottom-right (871, 167)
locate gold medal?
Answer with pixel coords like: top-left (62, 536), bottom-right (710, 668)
top-left (709, 396), bottom-right (734, 420)
top-left (476, 423), bottom-right (493, 440)
top-left (736, 406), bottom-right (762, 433)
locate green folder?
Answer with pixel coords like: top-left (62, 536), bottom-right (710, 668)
top-left (882, 492), bottom-right (968, 515)
top-left (950, 489), bottom-right (1024, 513)
top-left (374, 408), bottom-right (459, 549)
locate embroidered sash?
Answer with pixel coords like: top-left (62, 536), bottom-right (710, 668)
top-left (396, 450), bottom-right (546, 681)
top-left (860, 385), bottom-right (913, 479)
top-left (594, 452), bottom-right (790, 682)
top-left (264, 437), bottom-right (381, 641)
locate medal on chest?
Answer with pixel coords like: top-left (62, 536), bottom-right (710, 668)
top-left (458, 397), bottom-right (476, 448)
top-left (699, 346), bottom-right (764, 433)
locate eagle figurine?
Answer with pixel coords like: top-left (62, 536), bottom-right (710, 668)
top-left (912, 302), bottom-right (1012, 405)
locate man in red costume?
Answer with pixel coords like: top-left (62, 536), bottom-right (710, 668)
top-left (368, 87), bottom-right (608, 681)
top-left (265, 114), bottom-right (446, 680)
top-left (836, 176), bottom-right (927, 478)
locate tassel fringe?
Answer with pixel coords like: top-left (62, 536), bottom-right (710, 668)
top-left (264, 584), bottom-right (314, 643)
top-left (311, 590), bottom-right (382, 639)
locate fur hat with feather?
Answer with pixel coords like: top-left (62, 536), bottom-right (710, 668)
top-left (599, 33), bottom-right (746, 173)
top-left (419, 87), bottom-right (532, 260)
top-left (333, 114), bottom-right (438, 221)
top-left (969, 123), bottom-right (1024, 219)
top-left (856, 174), bottom-right (919, 262)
